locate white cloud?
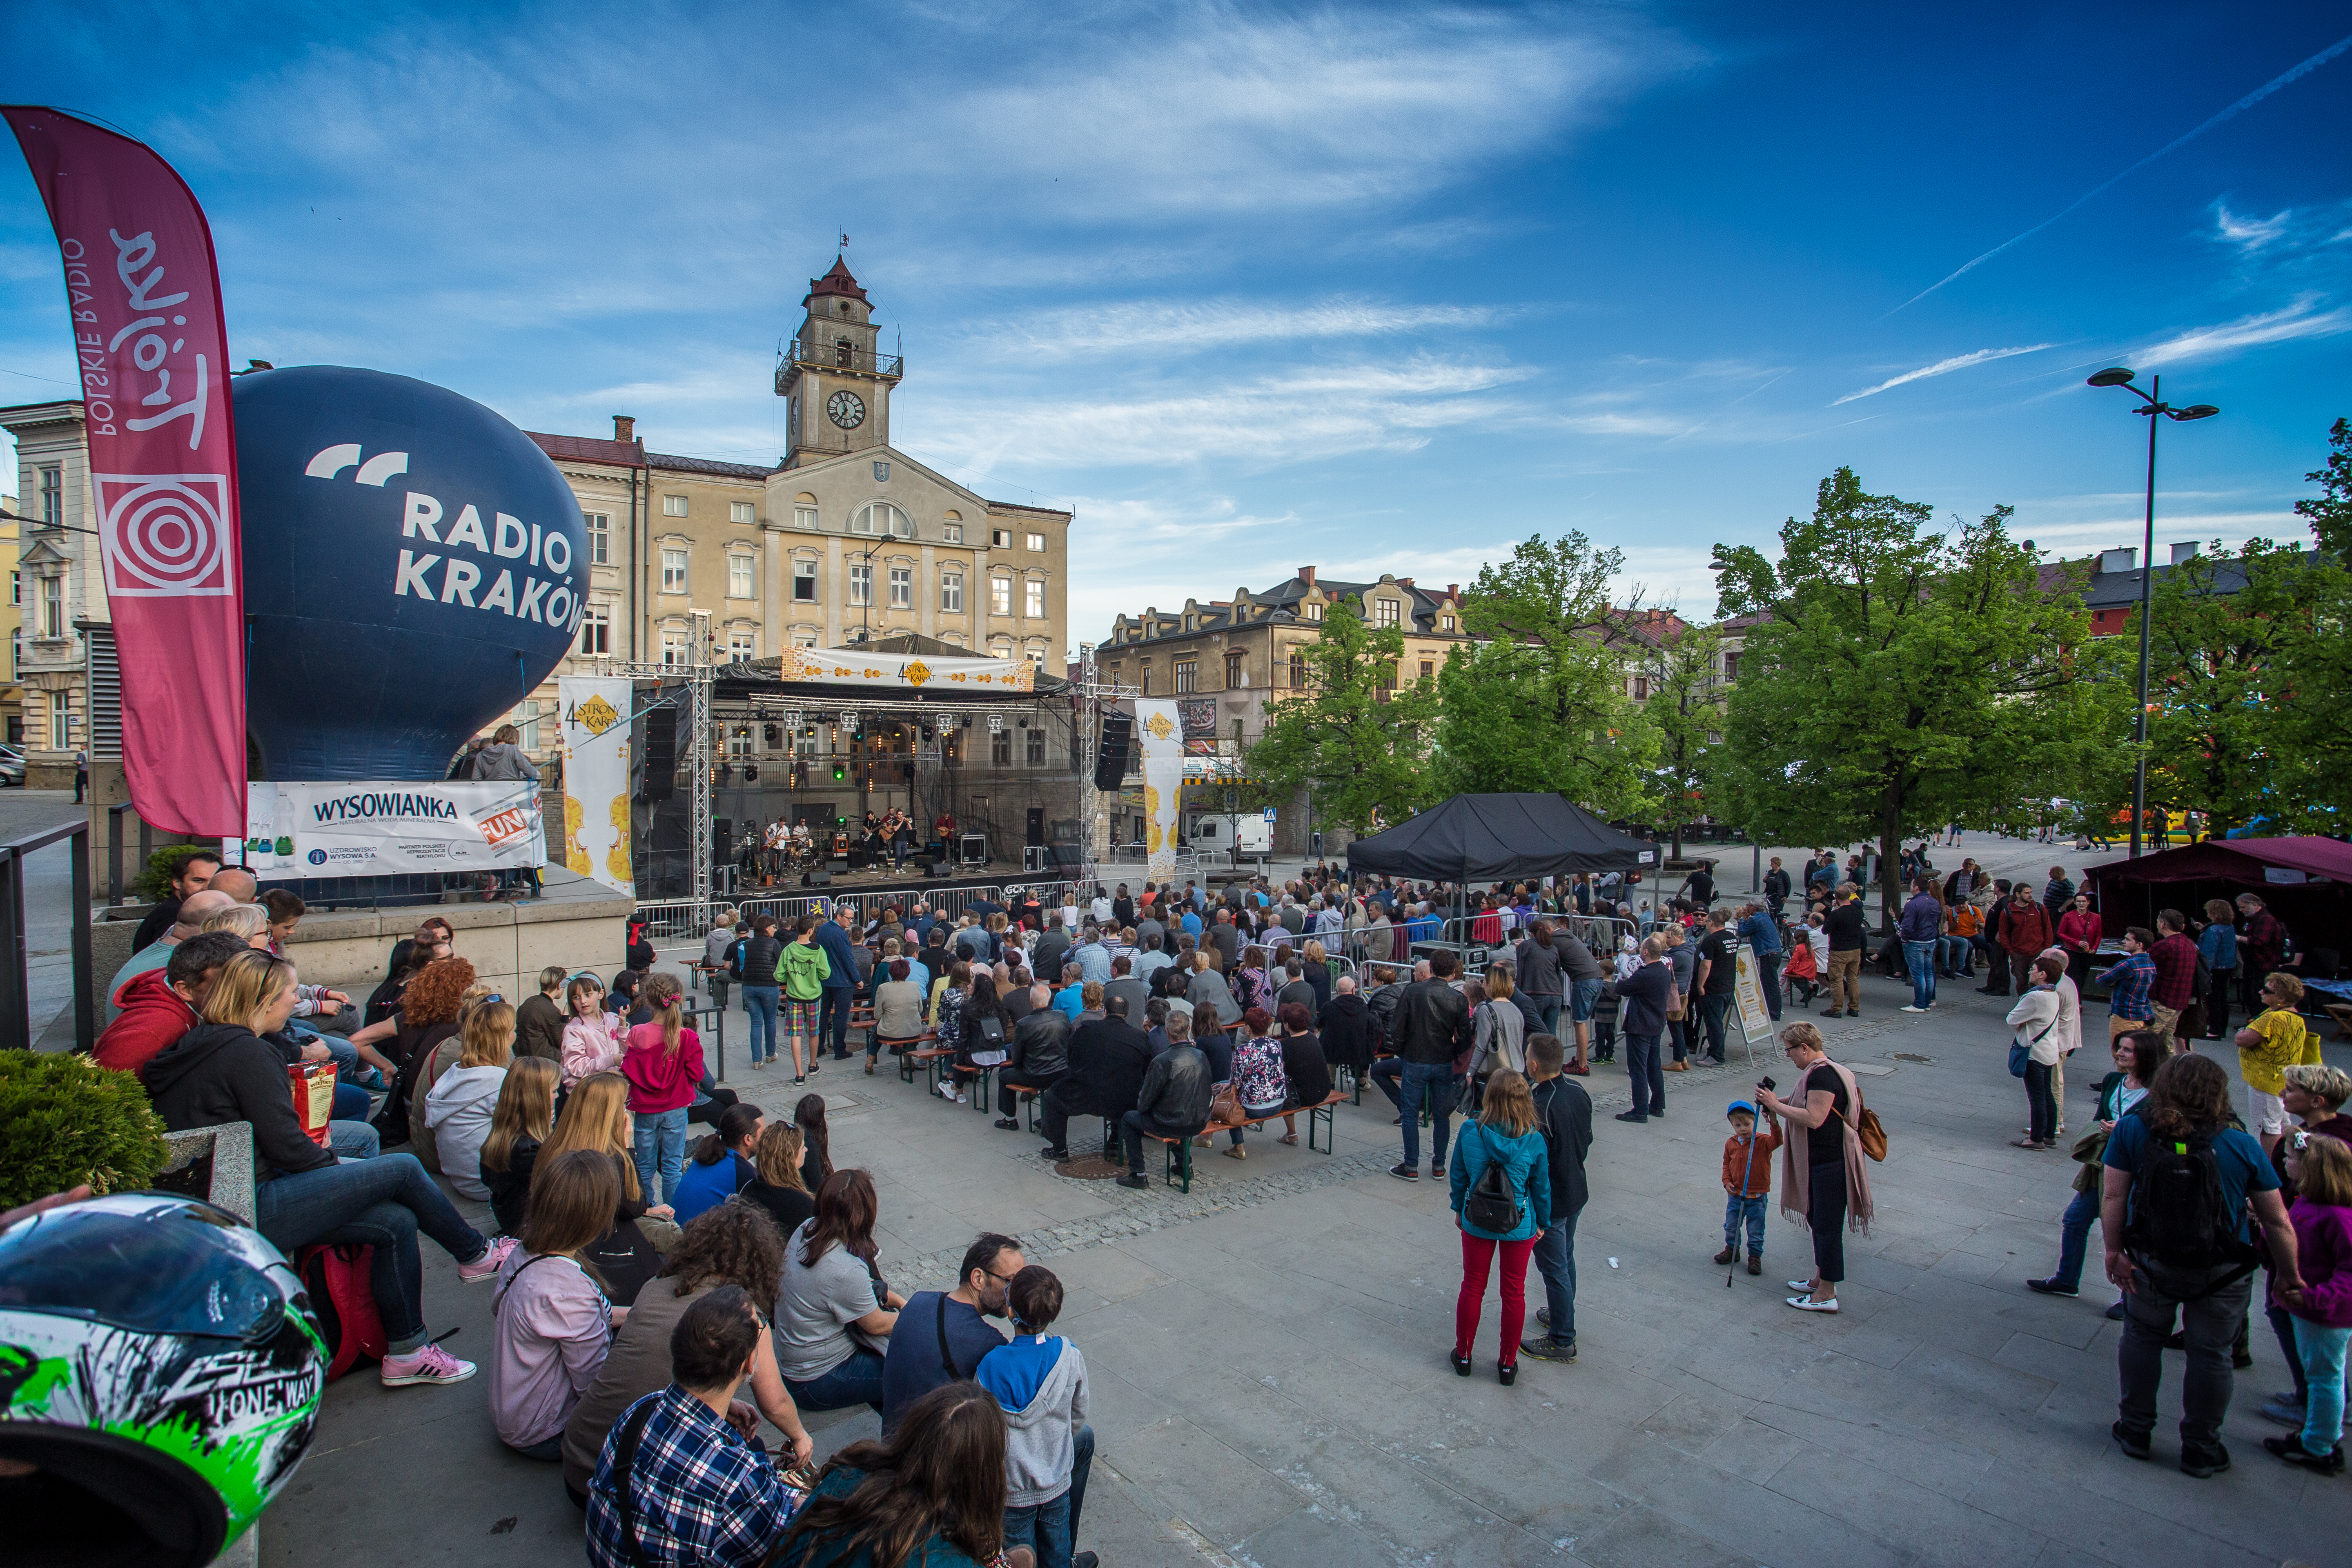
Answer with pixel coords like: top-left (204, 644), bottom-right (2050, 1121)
top-left (962, 296), bottom-right (1500, 360)
top-left (2214, 203), bottom-right (2292, 253)
top-left (1831, 344), bottom-right (2054, 406)
top-left (2133, 294), bottom-right (2352, 367)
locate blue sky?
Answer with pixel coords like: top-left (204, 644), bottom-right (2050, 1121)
top-left (5, 2), bottom-right (2349, 649)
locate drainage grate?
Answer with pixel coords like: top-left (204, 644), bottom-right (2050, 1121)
top-left (1887, 1052), bottom-right (1934, 1064)
top-left (1054, 1154), bottom-right (1127, 1181)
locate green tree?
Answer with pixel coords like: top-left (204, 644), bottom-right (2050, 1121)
top-left (1435, 532), bottom-right (1656, 813)
top-left (1636, 620), bottom-right (1726, 858)
top-left (1711, 468), bottom-right (2114, 925)
top-left (2295, 416), bottom-right (2352, 556)
top-left (1245, 594), bottom-right (1437, 833)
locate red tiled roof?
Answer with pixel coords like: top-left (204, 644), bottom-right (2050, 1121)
top-left (529, 431), bottom-right (646, 468)
top-left (805, 256), bottom-right (869, 305)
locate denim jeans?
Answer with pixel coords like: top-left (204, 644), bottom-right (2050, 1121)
top-left (2116, 1258), bottom-right (2255, 1454)
top-left (1570, 977), bottom-right (1604, 1023)
top-left (1724, 1193), bottom-right (1767, 1255)
top-left (1531, 996), bottom-right (1561, 1035)
top-left (1667, 1015), bottom-right (1691, 1063)
top-left (252, 1152), bottom-right (489, 1353)
top-left (2024, 1061), bottom-right (2056, 1143)
top-left (2271, 1299), bottom-right (2310, 1404)
top-left (1902, 940), bottom-right (1937, 1008)
top-left (1697, 992), bottom-right (1731, 1062)
top-left (330, 1082), bottom-right (372, 1125)
top-left (328, 1118), bottom-right (380, 1160)
top-left (1939, 935), bottom-right (1973, 975)
top-left (741, 984), bottom-right (780, 1065)
top-left (1754, 953), bottom-right (1782, 1022)
top-left (1532, 1214), bottom-right (1577, 1346)
top-left (1622, 1031), bottom-right (1663, 1117)
top-left (1000, 1423), bottom-right (1092, 1567)
top-left (2053, 1186), bottom-right (2099, 1290)
top-left (1369, 1055), bottom-right (1404, 1113)
top-left (820, 986), bottom-right (853, 1058)
top-left (1398, 1060), bottom-right (1456, 1170)
top-left (784, 1347), bottom-right (886, 1413)
top-left (632, 1106), bottom-right (689, 1205)
top-left (2294, 1318), bottom-right (2350, 1453)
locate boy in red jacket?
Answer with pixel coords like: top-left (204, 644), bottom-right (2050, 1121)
top-left (1714, 1100), bottom-right (1781, 1276)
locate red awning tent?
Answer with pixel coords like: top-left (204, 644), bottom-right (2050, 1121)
top-left (2084, 837), bottom-right (2352, 974)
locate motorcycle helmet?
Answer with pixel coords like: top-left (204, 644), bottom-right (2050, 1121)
top-left (0, 1193), bottom-right (327, 1567)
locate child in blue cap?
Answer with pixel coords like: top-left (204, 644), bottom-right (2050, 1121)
top-left (1716, 1099), bottom-right (1780, 1275)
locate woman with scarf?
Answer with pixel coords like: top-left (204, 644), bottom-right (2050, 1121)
top-left (1754, 1022), bottom-right (1875, 1314)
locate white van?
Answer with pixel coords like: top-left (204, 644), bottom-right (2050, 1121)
top-left (1189, 813), bottom-right (1271, 856)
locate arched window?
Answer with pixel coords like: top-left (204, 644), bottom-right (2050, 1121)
top-left (852, 502), bottom-right (911, 538)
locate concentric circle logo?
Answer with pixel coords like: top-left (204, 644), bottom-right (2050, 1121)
top-left (94, 473), bottom-right (235, 597)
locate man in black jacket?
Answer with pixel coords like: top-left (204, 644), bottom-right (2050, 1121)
top-left (1519, 1033), bottom-right (1594, 1363)
top-left (1117, 1010), bottom-right (1213, 1188)
top-left (1316, 976), bottom-right (1381, 1079)
top-left (1037, 995), bottom-right (1153, 1160)
top-left (1379, 949), bottom-right (1470, 1181)
top-left (994, 984), bottom-right (1071, 1129)
top-left (1604, 934), bottom-right (1673, 1124)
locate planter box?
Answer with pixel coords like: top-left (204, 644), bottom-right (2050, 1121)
top-left (157, 1122), bottom-right (256, 1225)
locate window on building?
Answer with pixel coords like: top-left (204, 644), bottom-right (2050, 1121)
top-left (990, 576), bottom-right (1012, 616)
top-left (40, 575), bottom-right (63, 639)
top-left (1025, 580), bottom-right (1045, 618)
top-left (989, 638), bottom-right (1013, 660)
top-left (849, 563), bottom-right (872, 606)
top-left (794, 505), bottom-right (817, 531)
top-left (1138, 661), bottom-right (1151, 695)
top-left (793, 561), bottom-right (817, 601)
top-left (1173, 658), bottom-right (1197, 693)
top-left (1289, 651), bottom-right (1306, 687)
top-left (1375, 597), bottom-right (1400, 628)
top-left (1441, 614), bottom-right (1455, 632)
top-left (793, 629), bottom-right (820, 650)
top-left (991, 529), bottom-right (1011, 548)
top-left (514, 699), bottom-right (541, 751)
top-left (943, 522), bottom-right (962, 543)
top-left (730, 501), bottom-right (755, 526)
top-left (1225, 651), bottom-right (1245, 688)
top-left (888, 566), bottom-right (911, 608)
top-left (584, 512), bottom-right (610, 566)
top-left (852, 502), bottom-right (910, 537)
top-left (940, 571), bottom-right (963, 612)
top-left (728, 555), bottom-right (755, 599)
top-left (1376, 661), bottom-right (1398, 702)
top-left (728, 629), bottom-right (756, 662)
top-left (8, 628), bottom-right (18, 681)
top-left (1419, 659), bottom-right (1434, 682)
top-left (661, 548), bottom-right (688, 593)
top-left (991, 727), bottom-right (1012, 765)
top-left (38, 465), bottom-right (62, 528)
top-left (1026, 532), bottom-right (1045, 552)
top-left (660, 630), bottom-right (688, 666)
top-left (579, 603), bottom-right (611, 655)
top-left (1025, 640), bottom-right (1046, 664)
top-left (1304, 601), bottom-right (1322, 621)
top-left (49, 690), bottom-right (70, 747)
top-left (1632, 675), bottom-right (1649, 701)
top-left (1723, 652), bottom-right (1740, 681)
top-left (1026, 725), bottom-right (1046, 765)
top-left (662, 494), bottom-right (688, 517)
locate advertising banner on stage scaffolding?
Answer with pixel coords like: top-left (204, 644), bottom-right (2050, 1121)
top-left (1136, 699), bottom-right (1184, 884)
top-left (5, 107), bottom-right (247, 833)
top-left (230, 780), bottom-right (544, 878)
top-left (559, 677), bottom-right (634, 898)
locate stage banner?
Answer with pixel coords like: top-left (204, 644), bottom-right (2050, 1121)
top-left (558, 677), bottom-right (634, 898)
top-left (5, 107), bottom-right (246, 834)
top-left (773, 644), bottom-right (1033, 692)
top-left (228, 780), bottom-right (543, 879)
top-left (1137, 699), bottom-right (1183, 884)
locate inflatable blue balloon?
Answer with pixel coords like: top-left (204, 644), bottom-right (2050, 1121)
top-left (232, 366), bottom-right (588, 781)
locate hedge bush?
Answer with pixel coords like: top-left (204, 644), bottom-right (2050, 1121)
top-left (0, 1052), bottom-right (170, 1209)
top-left (133, 843), bottom-right (219, 904)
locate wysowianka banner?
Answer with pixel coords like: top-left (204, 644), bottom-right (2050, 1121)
top-left (558, 677), bottom-right (634, 898)
top-left (4, 106), bottom-right (246, 834)
top-left (229, 781), bottom-right (545, 878)
top-left (1136, 699), bottom-right (1184, 884)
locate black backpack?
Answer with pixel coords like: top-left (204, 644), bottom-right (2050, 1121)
top-left (1465, 1136), bottom-right (1523, 1234)
top-left (2122, 1126), bottom-right (2258, 1281)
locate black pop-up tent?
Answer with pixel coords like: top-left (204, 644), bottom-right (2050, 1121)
top-left (1346, 793), bottom-right (1658, 884)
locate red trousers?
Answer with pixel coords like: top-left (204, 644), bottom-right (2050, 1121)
top-left (1456, 1231), bottom-right (1537, 1364)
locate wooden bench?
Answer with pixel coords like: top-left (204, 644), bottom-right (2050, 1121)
top-left (1138, 1089), bottom-right (1350, 1192)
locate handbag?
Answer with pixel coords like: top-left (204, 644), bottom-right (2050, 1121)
top-left (1207, 1081), bottom-right (1245, 1127)
top-left (1665, 987), bottom-right (1686, 1022)
top-left (2009, 1015), bottom-right (2057, 1077)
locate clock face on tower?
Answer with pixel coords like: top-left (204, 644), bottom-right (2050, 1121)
top-left (827, 390), bottom-right (866, 430)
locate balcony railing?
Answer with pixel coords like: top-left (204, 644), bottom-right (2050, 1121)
top-left (778, 339), bottom-right (904, 384)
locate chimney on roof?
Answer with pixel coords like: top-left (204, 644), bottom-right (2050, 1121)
top-left (2170, 541), bottom-right (2199, 566)
top-left (1446, 584), bottom-right (1458, 600)
top-left (1297, 566), bottom-right (1315, 586)
top-left (2098, 547), bottom-right (2136, 575)
top-left (1398, 576), bottom-right (1414, 589)
top-left (613, 415), bottom-right (636, 444)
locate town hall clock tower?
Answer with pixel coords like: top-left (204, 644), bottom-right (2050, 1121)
top-left (776, 256), bottom-right (902, 468)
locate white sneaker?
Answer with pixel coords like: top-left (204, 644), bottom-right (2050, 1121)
top-left (936, 1081), bottom-right (958, 1100)
top-left (1786, 1295), bottom-right (1839, 1313)
top-left (1900, 1005), bottom-right (1928, 1014)
top-left (381, 1342), bottom-right (477, 1387)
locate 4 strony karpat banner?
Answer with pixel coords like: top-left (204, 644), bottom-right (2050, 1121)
top-left (229, 781), bottom-right (545, 878)
top-left (557, 676), bottom-right (633, 898)
top-left (1136, 699), bottom-right (1184, 884)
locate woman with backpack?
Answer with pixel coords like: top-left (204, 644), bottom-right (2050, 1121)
top-left (1448, 1069), bottom-right (1551, 1385)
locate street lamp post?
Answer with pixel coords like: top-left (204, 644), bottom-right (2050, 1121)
top-left (2085, 368), bottom-right (2218, 859)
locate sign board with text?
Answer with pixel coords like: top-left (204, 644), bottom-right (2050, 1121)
top-left (227, 780), bottom-right (545, 878)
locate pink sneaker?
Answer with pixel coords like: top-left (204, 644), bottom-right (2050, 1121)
top-left (456, 1235), bottom-right (518, 1284)
top-left (380, 1342), bottom-right (476, 1387)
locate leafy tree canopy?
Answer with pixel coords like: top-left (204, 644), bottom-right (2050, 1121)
top-left (1245, 594), bottom-right (1437, 833)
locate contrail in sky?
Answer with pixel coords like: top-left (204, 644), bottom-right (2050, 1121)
top-left (1887, 31), bottom-right (2352, 315)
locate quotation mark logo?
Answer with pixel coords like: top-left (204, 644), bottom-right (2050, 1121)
top-left (305, 445), bottom-right (409, 485)
top-left (93, 473), bottom-right (235, 597)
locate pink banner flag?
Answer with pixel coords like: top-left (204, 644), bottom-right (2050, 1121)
top-left (5, 107), bottom-right (247, 835)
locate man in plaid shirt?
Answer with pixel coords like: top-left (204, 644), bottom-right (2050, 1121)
top-left (2103, 927), bottom-right (2158, 1045)
top-left (588, 1288), bottom-right (803, 1568)
top-left (2146, 910), bottom-right (2201, 1053)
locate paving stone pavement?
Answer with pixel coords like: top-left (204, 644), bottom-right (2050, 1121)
top-left (265, 936), bottom-right (2350, 1568)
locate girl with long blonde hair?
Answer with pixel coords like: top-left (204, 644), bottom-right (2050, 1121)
top-left (481, 1056), bottom-right (558, 1236)
top-left (427, 997), bottom-right (515, 1201)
